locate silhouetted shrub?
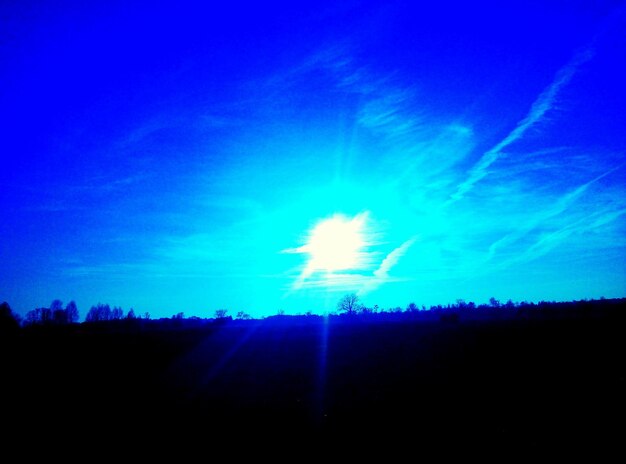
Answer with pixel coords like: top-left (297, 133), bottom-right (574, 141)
top-left (214, 309), bottom-right (228, 319)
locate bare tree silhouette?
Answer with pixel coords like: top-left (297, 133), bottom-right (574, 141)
top-left (337, 293), bottom-right (361, 315)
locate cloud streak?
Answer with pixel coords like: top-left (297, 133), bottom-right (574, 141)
top-left (358, 237), bottom-right (416, 296)
top-left (448, 48), bottom-right (594, 204)
top-left (496, 204), bottom-right (626, 270)
top-left (278, 40), bottom-right (622, 304)
top-left (485, 163), bottom-right (625, 264)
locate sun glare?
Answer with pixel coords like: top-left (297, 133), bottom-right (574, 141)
top-left (304, 213), bottom-right (367, 272)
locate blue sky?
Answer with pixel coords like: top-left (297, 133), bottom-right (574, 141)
top-left (1, 1), bottom-right (625, 318)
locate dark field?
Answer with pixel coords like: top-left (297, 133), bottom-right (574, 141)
top-left (2, 301), bottom-right (625, 452)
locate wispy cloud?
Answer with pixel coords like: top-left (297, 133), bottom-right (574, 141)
top-left (357, 90), bottom-right (422, 138)
top-left (529, 209), bottom-right (625, 258)
top-left (358, 237), bottom-right (416, 296)
top-left (76, 173), bottom-right (149, 193)
top-left (485, 164), bottom-right (626, 265)
top-left (62, 262), bottom-right (258, 280)
top-left (495, 204), bottom-right (626, 270)
top-left (291, 44), bottom-right (479, 202)
top-left (17, 173), bottom-right (149, 213)
top-left (448, 48), bottom-right (594, 204)
top-left (275, 41), bottom-right (623, 303)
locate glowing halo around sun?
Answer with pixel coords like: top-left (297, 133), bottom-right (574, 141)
top-left (285, 212), bottom-right (372, 286)
top-left (306, 214), bottom-right (366, 272)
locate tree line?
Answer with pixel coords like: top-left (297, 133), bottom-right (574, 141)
top-left (336, 293), bottom-right (516, 315)
top-left (1, 294), bottom-right (623, 332)
top-left (0, 300), bottom-right (149, 328)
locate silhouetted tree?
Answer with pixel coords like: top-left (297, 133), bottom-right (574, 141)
top-left (102, 305), bottom-right (112, 320)
top-left (65, 301), bottom-right (79, 323)
top-left (111, 306), bottom-right (124, 320)
top-left (172, 312), bottom-right (184, 320)
top-left (53, 308), bottom-right (67, 324)
top-left (0, 302), bottom-right (19, 332)
top-left (49, 299), bottom-right (65, 324)
top-left (337, 293), bottom-right (361, 315)
top-left (143, 312), bottom-right (150, 320)
top-left (489, 297), bottom-right (500, 308)
top-left (406, 302), bottom-right (418, 313)
top-left (236, 311), bottom-right (251, 320)
top-left (24, 307), bottom-right (57, 325)
top-left (40, 307), bottom-right (53, 324)
top-left (24, 308), bottom-right (42, 326)
top-left (50, 299), bottom-right (63, 312)
top-left (85, 306), bottom-right (98, 322)
top-left (215, 309), bottom-right (228, 319)
top-left (86, 303), bottom-right (112, 322)
top-left (126, 309), bottom-right (136, 319)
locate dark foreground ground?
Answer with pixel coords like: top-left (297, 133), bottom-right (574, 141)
top-left (2, 301), bottom-right (625, 453)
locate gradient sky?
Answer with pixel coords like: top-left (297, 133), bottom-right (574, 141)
top-left (2, 1), bottom-right (625, 318)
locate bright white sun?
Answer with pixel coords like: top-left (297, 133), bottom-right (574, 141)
top-left (303, 213), bottom-right (367, 272)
